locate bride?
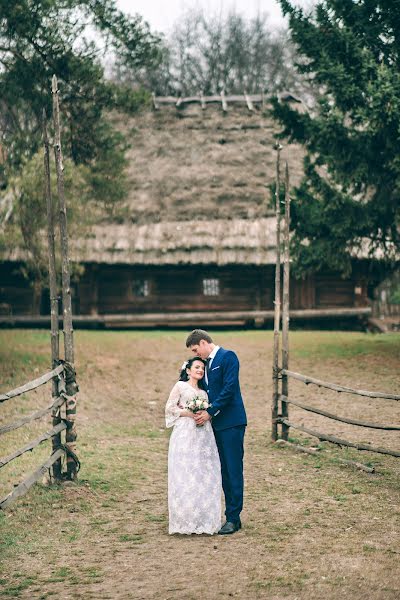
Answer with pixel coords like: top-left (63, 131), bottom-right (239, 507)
top-left (165, 357), bottom-right (222, 535)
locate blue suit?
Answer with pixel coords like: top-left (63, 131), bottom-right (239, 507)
top-left (206, 348), bottom-right (247, 523)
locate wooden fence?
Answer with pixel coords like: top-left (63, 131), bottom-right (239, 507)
top-left (271, 149), bottom-right (400, 470)
top-left (0, 363), bottom-right (80, 509)
top-left (0, 75), bottom-right (78, 509)
top-left (152, 91), bottom-right (301, 112)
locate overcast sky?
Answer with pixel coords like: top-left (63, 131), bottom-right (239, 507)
top-left (116, 1), bottom-right (310, 34)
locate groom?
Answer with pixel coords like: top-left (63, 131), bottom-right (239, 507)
top-left (185, 329), bottom-right (247, 534)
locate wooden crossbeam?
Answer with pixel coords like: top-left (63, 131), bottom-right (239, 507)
top-left (0, 422), bottom-right (67, 468)
top-left (281, 369), bottom-right (400, 401)
top-left (0, 364), bottom-right (64, 403)
top-left (275, 439), bottom-right (374, 472)
top-left (0, 448), bottom-right (65, 510)
top-left (0, 396), bottom-right (66, 436)
top-left (154, 93), bottom-right (267, 105)
top-left (280, 395), bottom-right (400, 430)
top-left (279, 418), bottom-right (400, 458)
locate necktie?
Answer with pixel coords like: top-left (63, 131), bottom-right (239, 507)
top-left (206, 358), bottom-right (211, 382)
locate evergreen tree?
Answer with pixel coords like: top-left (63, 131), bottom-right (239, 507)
top-left (271, 0), bottom-right (400, 277)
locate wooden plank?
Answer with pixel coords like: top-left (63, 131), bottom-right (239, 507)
top-left (275, 439), bottom-right (320, 455)
top-left (281, 369), bottom-right (400, 401)
top-left (52, 75), bottom-right (74, 365)
top-left (0, 364), bottom-right (64, 403)
top-left (289, 308), bottom-right (371, 317)
top-left (276, 434), bottom-right (374, 472)
top-left (244, 92), bottom-right (254, 111)
top-left (280, 395), bottom-right (400, 429)
top-left (281, 161), bottom-right (290, 440)
top-left (0, 307), bottom-right (372, 327)
top-left (336, 458), bottom-right (375, 473)
top-left (43, 109), bottom-right (60, 375)
top-left (53, 75), bottom-right (78, 481)
top-left (153, 95), bottom-right (178, 104)
top-left (0, 422), bottom-right (67, 468)
top-left (0, 448), bottom-right (65, 510)
top-left (0, 396), bottom-right (66, 436)
top-left (279, 419), bottom-right (400, 457)
top-left (272, 144), bottom-right (282, 441)
top-left (44, 109), bottom-right (63, 481)
top-left (154, 94), bottom-right (265, 105)
top-left (221, 90), bottom-right (228, 112)
top-left (367, 318), bottom-right (389, 333)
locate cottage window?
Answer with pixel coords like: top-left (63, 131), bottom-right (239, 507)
top-left (132, 279), bottom-right (149, 297)
top-left (203, 278), bottom-right (220, 296)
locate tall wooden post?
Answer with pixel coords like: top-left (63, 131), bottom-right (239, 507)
top-left (52, 75), bottom-right (78, 480)
top-left (43, 110), bottom-right (62, 480)
top-left (272, 144), bottom-right (282, 441)
top-left (281, 162), bottom-right (291, 441)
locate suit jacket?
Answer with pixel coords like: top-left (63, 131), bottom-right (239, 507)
top-left (206, 347), bottom-right (247, 431)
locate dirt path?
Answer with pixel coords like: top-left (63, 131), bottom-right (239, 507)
top-left (1, 330), bottom-right (399, 599)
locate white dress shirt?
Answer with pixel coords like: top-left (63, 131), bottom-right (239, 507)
top-left (205, 345), bottom-right (220, 385)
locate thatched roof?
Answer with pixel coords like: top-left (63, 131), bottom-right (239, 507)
top-left (115, 102), bottom-right (303, 224)
top-left (71, 217), bottom-right (277, 265)
top-left (2, 104), bottom-right (300, 267)
top-left (86, 103), bottom-right (297, 264)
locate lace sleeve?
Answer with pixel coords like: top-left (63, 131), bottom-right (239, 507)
top-left (165, 382), bottom-right (184, 428)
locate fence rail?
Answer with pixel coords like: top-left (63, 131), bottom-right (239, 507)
top-left (278, 418), bottom-right (400, 458)
top-left (277, 371), bottom-right (400, 460)
top-left (280, 394), bottom-right (400, 430)
top-left (0, 396), bottom-right (66, 436)
top-left (280, 369), bottom-right (400, 401)
top-left (0, 422), bottom-right (67, 468)
top-left (0, 448), bottom-right (65, 510)
top-left (0, 364), bottom-right (64, 403)
top-left (153, 92), bottom-right (266, 110)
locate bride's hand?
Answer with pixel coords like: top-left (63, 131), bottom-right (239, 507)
top-left (194, 410), bottom-right (210, 426)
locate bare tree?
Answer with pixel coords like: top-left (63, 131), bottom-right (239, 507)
top-left (114, 9), bottom-right (313, 99)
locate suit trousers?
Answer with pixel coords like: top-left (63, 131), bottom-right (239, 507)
top-left (213, 425), bottom-right (245, 523)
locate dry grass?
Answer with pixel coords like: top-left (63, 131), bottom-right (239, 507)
top-left (0, 330), bottom-right (399, 600)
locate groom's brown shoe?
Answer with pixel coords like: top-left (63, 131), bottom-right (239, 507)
top-left (218, 520), bottom-right (241, 535)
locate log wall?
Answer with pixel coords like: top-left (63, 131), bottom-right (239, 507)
top-left (78, 265), bottom-right (275, 315)
top-left (0, 262), bottom-right (34, 314)
top-left (0, 261), bottom-right (369, 317)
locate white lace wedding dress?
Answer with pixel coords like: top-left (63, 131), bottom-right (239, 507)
top-left (165, 381), bottom-right (222, 535)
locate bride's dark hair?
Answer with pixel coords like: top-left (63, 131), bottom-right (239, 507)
top-left (179, 357), bottom-right (207, 390)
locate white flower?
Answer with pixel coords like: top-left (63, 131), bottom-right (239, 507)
top-left (181, 360), bottom-right (188, 371)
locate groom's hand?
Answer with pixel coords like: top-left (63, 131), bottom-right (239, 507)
top-left (194, 410), bottom-right (211, 425)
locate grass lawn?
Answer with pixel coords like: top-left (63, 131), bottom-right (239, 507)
top-left (0, 330), bottom-right (399, 599)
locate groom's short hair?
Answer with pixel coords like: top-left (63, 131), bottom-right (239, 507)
top-left (186, 329), bottom-right (213, 347)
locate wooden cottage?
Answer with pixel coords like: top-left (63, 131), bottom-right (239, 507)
top-left (0, 99), bottom-right (371, 328)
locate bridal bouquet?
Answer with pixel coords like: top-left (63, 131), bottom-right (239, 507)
top-left (186, 396), bottom-right (210, 426)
